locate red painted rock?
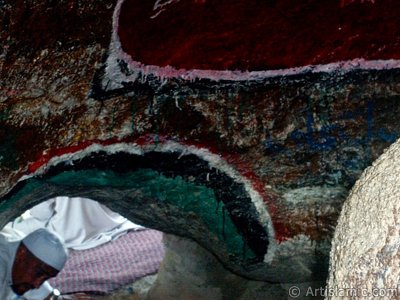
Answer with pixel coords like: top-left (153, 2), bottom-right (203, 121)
top-left (116, 0), bottom-right (400, 72)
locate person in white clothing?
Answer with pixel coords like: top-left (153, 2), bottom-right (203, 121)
top-left (5, 197), bottom-right (143, 251)
top-left (0, 228), bottom-right (67, 300)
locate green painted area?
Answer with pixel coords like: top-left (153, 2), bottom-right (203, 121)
top-left (2, 168), bottom-right (255, 259)
top-left (0, 179), bottom-right (43, 213)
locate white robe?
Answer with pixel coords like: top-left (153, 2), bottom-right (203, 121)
top-left (3, 196), bottom-right (143, 250)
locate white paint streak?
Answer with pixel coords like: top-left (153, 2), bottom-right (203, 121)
top-left (151, 0), bottom-right (181, 19)
top-left (283, 186), bottom-right (347, 205)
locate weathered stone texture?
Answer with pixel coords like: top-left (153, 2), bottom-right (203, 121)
top-left (1, 0), bottom-right (400, 286)
top-left (327, 139), bottom-right (400, 299)
top-left (147, 234), bottom-right (288, 300)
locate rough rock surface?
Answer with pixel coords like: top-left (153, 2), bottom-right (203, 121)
top-left (146, 234), bottom-right (288, 300)
top-left (1, 0), bottom-right (400, 287)
top-left (327, 138), bottom-right (400, 299)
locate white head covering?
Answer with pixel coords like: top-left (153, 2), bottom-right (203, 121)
top-left (22, 228), bottom-right (68, 271)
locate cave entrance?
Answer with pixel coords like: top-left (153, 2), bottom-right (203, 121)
top-left (0, 143), bottom-right (273, 282)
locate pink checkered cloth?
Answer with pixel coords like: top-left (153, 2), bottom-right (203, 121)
top-left (49, 229), bottom-right (164, 294)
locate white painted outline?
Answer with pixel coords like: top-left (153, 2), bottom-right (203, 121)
top-left (20, 140), bottom-right (277, 261)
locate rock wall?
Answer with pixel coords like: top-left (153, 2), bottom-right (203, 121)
top-left (147, 234), bottom-right (288, 300)
top-left (327, 139), bottom-right (400, 299)
top-left (0, 0), bottom-right (399, 285)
